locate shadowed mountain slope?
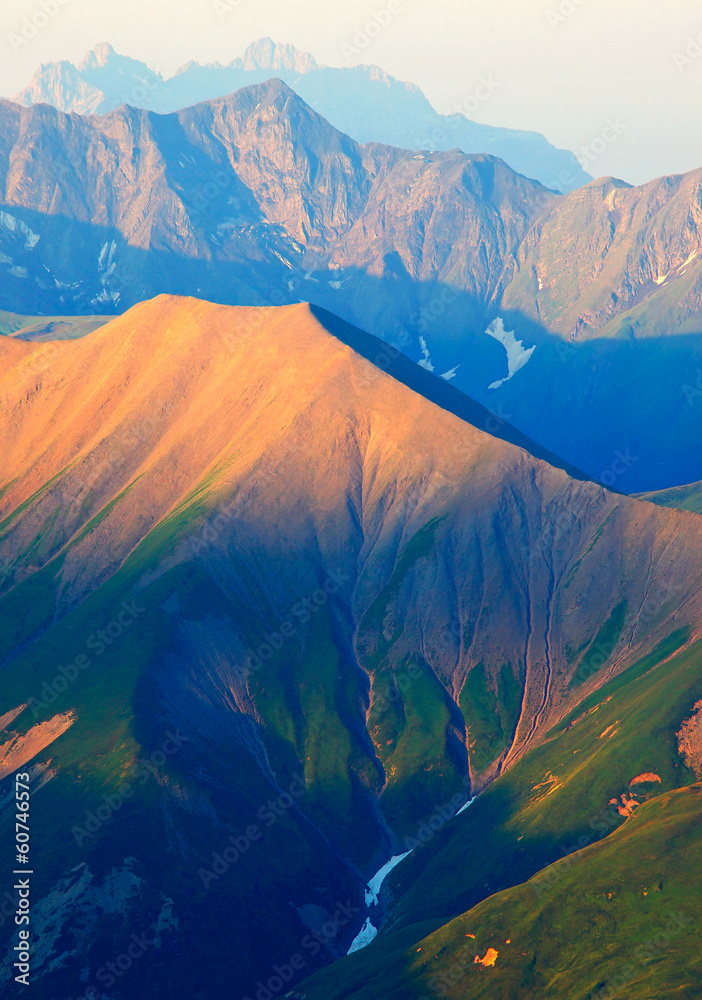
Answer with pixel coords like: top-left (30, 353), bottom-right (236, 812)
top-left (498, 172), bottom-right (702, 342)
top-left (0, 79), bottom-right (549, 327)
top-left (300, 783), bottom-right (702, 1000)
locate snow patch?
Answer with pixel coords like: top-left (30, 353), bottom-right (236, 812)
top-left (418, 337), bottom-right (458, 380)
top-left (271, 249), bottom-right (292, 268)
top-left (345, 795), bottom-right (477, 957)
top-left (457, 796), bottom-right (476, 815)
top-left (0, 211), bottom-right (41, 250)
top-left (345, 851), bottom-right (412, 956)
top-left (365, 851), bottom-right (412, 907)
top-left (98, 241), bottom-right (108, 268)
top-left (215, 197), bottom-right (250, 235)
top-left (0, 211), bottom-right (18, 233)
top-left (93, 240), bottom-right (121, 305)
top-left (485, 317), bottom-right (535, 390)
top-left (347, 917), bottom-right (378, 954)
top-left (418, 335), bottom-right (434, 372)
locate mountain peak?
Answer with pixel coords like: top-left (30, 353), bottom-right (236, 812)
top-left (240, 37), bottom-right (317, 74)
top-left (213, 76), bottom-right (310, 115)
top-left (78, 42), bottom-right (117, 71)
top-left (10, 40), bottom-right (588, 192)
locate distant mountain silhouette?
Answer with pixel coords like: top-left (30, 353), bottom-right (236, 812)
top-left (12, 38), bottom-right (590, 192)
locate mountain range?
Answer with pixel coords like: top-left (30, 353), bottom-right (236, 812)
top-left (3, 29), bottom-right (702, 1000)
top-left (11, 39), bottom-right (590, 193)
top-left (1, 78), bottom-right (702, 489)
top-left (1, 295), bottom-right (702, 998)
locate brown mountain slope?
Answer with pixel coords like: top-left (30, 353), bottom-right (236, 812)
top-left (1, 295), bottom-right (701, 774)
top-left (10, 39), bottom-right (589, 192)
top-left (5, 78), bottom-right (702, 492)
top-left (2, 296), bottom-right (702, 996)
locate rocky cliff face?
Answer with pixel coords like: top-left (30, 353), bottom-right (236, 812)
top-left (498, 172), bottom-right (702, 340)
top-left (0, 80), bottom-right (548, 341)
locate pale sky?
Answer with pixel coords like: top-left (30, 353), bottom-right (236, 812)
top-left (1, 0), bottom-right (701, 185)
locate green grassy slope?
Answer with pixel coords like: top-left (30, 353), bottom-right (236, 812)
top-left (297, 634), bottom-right (702, 1000)
top-left (637, 480), bottom-right (702, 516)
top-left (0, 488), bottom-right (368, 998)
top-left (298, 783), bottom-right (702, 1000)
top-left (0, 309), bottom-right (110, 340)
top-left (294, 629), bottom-right (702, 1000)
top-left (382, 629), bottom-right (697, 933)
top-left (4, 297), bottom-right (702, 998)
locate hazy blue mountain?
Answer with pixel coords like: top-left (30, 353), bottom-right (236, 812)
top-left (12, 38), bottom-right (590, 192)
